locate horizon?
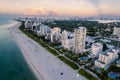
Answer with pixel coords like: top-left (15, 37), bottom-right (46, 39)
top-left (0, 0), bottom-right (120, 17)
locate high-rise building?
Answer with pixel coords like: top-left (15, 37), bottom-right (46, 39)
top-left (32, 22), bottom-right (41, 34)
top-left (50, 27), bottom-right (61, 43)
top-left (61, 30), bottom-right (74, 50)
top-left (25, 20), bottom-right (33, 29)
top-left (91, 43), bottom-right (103, 56)
top-left (74, 27), bottom-right (86, 53)
top-left (37, 25), bottom-right (51, 36)
top-left (61, 30), bottom-right (70, 47)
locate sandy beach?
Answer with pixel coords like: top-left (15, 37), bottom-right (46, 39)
top-left (10, 21), bottom-right (87, 80)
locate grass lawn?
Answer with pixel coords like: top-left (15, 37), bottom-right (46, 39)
top-left (58, 56), bottom-right (79, 70)
top-left (78, 69), bottom-right (98, 80)
top-left (45, 47), bottom-right (59, 56)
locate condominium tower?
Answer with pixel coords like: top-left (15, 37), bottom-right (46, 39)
top-left (74, 27), bottom-right (86, 53)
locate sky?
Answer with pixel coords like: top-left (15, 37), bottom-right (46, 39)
top-left (0, 0), bottom-right (120, 16)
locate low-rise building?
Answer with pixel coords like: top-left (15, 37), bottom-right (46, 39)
top-left (91, 43), bottom-right (103, 57)
top-left (86, 36), bottom-right (94, 44)
top-left (95, 48), bottom-right (119, 68)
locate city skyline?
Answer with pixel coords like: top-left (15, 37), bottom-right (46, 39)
top-left (0, 0), bottom-right (120, 16)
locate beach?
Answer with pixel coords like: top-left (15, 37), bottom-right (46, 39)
top-left (10, 21), bottom-right (87, 80)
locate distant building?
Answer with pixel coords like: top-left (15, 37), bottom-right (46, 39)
top-left (91, 43), bottom-right (103, 56)
top-left (50, 27), bottom-right (61, 43)
top-left (74, 27), bottom-right (86, 53)
top-left (113, 27), bottom-right (120, 38)
top-left (95, 48), bottom-right (119, 68)
top-left (25, 20), bottom-right (33, 29)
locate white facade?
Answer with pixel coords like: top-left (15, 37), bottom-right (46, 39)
top-left (63, 39), bottom-right (74, 50)
top-left (74, 27), bottom-right (86, 53)
top-left (25, 20), bottom-right (33, 29)
top-left (91, 43), bottom-right (103, 56)
top-left (37, 25), bottom-right (51, 36)
top-left (113, 27), bottom-right (120, 38)
top-left (61, 30), bottom-right (74, 50)
top-left (32, 22), bottom-right (41, 33)
top-left (61, 30), bottom-right (69, 48)
top-left (50, 27), bottom-right (61, 43)
top-left (95, 48), bottom-right (119, 68)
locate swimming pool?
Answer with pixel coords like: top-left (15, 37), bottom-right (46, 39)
top-left (79, 57), bottom-right (88, 60)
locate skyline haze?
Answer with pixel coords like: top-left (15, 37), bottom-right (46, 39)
top-left (0, 0), bottom-right (120, 16)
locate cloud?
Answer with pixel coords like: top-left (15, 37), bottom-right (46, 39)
top-left (24, 8), bottom-right (57, 16)
top-left (88, 0), bottom-right (102, 15)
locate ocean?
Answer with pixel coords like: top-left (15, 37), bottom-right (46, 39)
top-left (0, 16), bottom-right (37, 80)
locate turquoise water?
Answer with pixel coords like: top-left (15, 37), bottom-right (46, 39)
top-left (79, 57), bottom-right (88, 60)
top-left (0, 16), bottom-right (37, 80)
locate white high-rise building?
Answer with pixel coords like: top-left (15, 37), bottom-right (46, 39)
top-left (113, 27), bottom-right (120, 38)
top-left (50, 27), bottom-right (61, 43)
top-left (25, 20), bottom-right (33, 29)
top-left (32, 22), bottom-right (41, 33)
top-left (95, 48), bottom-right (119, 68)
top-left (91, 43), bottom-right (103, 56)
top-left (74, 27), bottom-right (86, 53)
top-left (62, 39), bottom-right (74, 50)
top-left (37, 25), bottom-right (51, 36)
top-left (61, 30), bottom-right (74, 50)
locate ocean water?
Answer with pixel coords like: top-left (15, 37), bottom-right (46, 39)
top-left (0, 16), bottom-right (37, 80)
top-left (90, 19), bottom-right (120, 23)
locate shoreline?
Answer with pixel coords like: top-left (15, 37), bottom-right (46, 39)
top-left (9, 21), bottom-right (44, 80)
top-left (10, 21), bottom-right (86, 80)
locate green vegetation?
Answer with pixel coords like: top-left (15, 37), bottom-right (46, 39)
top-left (65, 53), bottom-right (87, 63)
top-left (57, 56), bottom-right (79, 70)
top-left (85, 65), bottom-right (109, 80)
top-left (103, 43), bottom-right (108, 51)
top-left (108, 65), bottom-right (120, 72)
top-left (78, 69), bottom-right (98, 80)
top-left (44, 20), bottom-right (114, 36)
top-left (45, 47), bottom-right (59, 56)
top-left (19, 21), bottom-right (80, 70)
